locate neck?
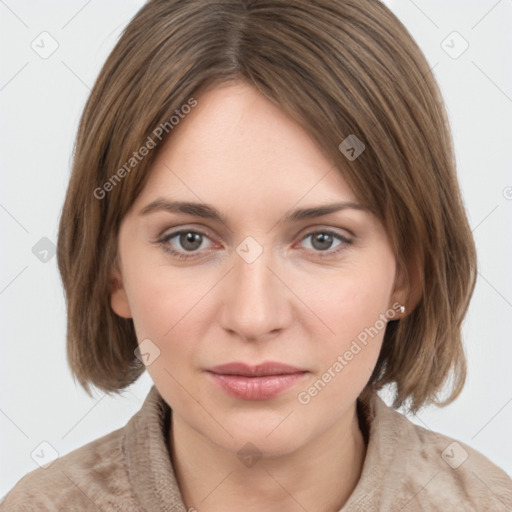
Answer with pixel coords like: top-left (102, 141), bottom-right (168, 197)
top-left (169, 401), bottom-right (367, 512)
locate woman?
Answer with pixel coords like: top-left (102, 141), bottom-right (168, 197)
top-left (2, 0), bottom-right (511, 510)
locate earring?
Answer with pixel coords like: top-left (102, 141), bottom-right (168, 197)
top-left (399, 305), bottom-right (405, 314)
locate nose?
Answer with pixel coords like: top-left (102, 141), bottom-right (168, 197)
top-left (218, 241), bottom-right (290, 342)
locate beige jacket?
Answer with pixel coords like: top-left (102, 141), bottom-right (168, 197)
top-left (2, 385), bottom-right (511, 511)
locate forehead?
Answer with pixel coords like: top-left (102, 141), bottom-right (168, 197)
top-left (132, 82), bottom-right (361, 218)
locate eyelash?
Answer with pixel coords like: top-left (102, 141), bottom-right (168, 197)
top-left (156, 228), bottom-right (353, 261)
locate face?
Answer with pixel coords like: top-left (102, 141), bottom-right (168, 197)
top-left (110, 81), bottom-right (406, 457)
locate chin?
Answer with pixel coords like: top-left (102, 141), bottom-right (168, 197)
top-left (210, 416), bottom-right (307, 457)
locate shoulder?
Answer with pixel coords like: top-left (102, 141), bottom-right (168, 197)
top-left (0, 426), bottom-right (137, 511)
top-left (365, 395), bottom-right (512, 511)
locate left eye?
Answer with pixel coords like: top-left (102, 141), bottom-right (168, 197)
top-left (299, 231), bottom-right (351, 254)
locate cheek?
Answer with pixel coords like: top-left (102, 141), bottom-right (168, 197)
top-left (126, 267), bottom-right (202, 398)
top-left (294, 269), bottom-right (392, 417)
top-left (304, 264), bottom-right (394, 340)
top-left (123, 257), bottom-right (214, 378)
top-left (296, 255), bottom-right (395, 383)
top-left (123, 249), bottom-right (206, 337)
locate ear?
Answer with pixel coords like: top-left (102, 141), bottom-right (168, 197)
top-left (390, 253), bottom-right (423, 319)
top-left (108, 256), bottom-right (133, 319)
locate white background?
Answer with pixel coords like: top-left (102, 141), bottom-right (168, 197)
top-left (1, 0), bottom-right (511, 498)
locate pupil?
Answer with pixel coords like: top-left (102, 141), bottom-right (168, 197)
top-left (181, 232), bottom-right (202, 251)
top-left (313, 233), bottom-right (332, 251)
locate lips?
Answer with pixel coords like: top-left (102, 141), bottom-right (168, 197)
top-left (207, 361), bottom-right (308, 377)
top-left (205, 361), bottom-right (309, 400)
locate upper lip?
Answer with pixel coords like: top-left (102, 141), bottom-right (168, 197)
top-left (206, 361), bottom-right (308, 377)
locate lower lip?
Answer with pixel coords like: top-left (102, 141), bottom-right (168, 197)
top-left (206, 371), bottom-right (309, 401)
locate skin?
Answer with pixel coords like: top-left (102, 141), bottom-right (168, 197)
top-left (110, 80), bottom-right (409, 512)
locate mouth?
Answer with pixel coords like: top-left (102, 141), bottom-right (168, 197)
top-left (205, 361), bottom-right (309, 401)
top-left (206, 361), bottom-right (308, 377)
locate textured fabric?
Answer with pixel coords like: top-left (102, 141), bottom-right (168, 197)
top-left (1, 384), bottom-right (511, 511)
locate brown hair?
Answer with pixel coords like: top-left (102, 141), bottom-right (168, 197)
top-left (57, 0), bottom-right (477, 413)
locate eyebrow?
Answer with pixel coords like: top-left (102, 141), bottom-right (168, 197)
top-left (138, 198), bottom-right (373, 224)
